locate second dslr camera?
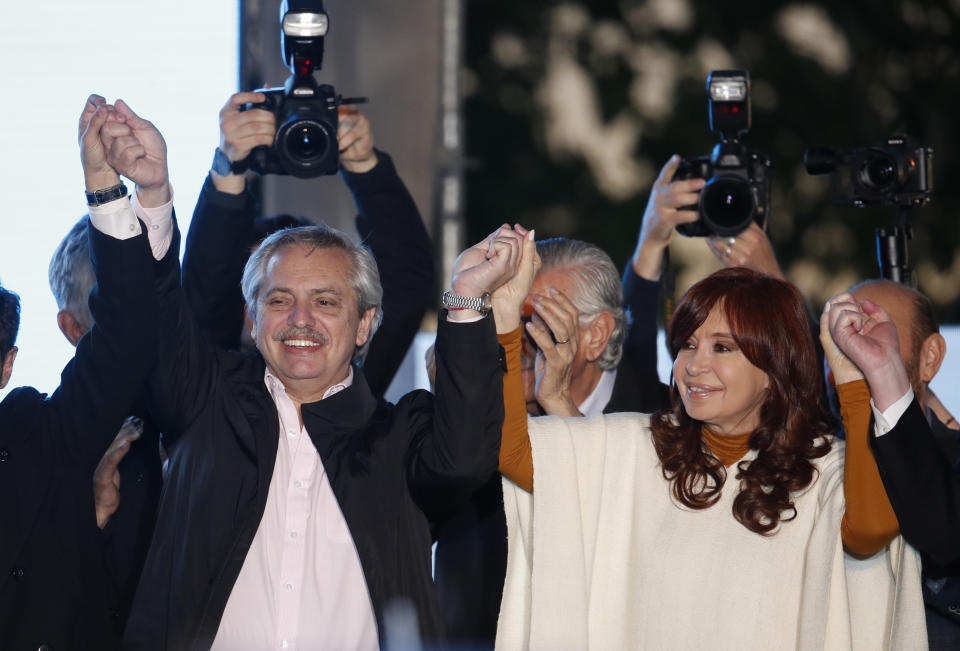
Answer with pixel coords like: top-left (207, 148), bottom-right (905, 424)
top-left (235, 0), bottom-right (365, 178)
top-left (673, 70), bottom-right (772, 237)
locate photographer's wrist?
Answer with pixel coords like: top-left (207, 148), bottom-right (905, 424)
top-left (210, 169), bottom-right (247, 195)
top-left (632, 239), bottom-right (668, 281)
top-left (340, 150), bottom-right (378, 174)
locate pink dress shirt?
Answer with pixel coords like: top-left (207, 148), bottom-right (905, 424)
top-left (211, 367), bottom-right (379, 651)
top-left (89, 192), bottom-right (379, 650)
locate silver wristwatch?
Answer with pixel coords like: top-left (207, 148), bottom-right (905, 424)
top-left (442, 290), bottom-right (492, 316)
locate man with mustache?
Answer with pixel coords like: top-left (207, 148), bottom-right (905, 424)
top-left (88, 97), bottom-right (526, 650)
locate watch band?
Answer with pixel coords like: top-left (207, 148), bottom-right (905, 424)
top-left (442, 290), bottom-right (492, 316)
top-left (85, 183), bottom-right (128, 206)
top-left (212, 147), bottom-right (250, 176)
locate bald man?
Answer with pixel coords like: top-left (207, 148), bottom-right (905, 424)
top-left (852, 280), bottom-right (955, 441)
top-left (850, 279), bottom-right (960, 649)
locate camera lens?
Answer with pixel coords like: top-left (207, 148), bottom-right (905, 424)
top-left (860, 152), bottom-right (898, 191)
top-left (277, 118), bottom-right (334, 166)
top-left (281, 120), bottom-right (331, 163)
top-left (290, 125), bottom-right (325, 159)
top-left (700, 176), bottom-right (756, 236)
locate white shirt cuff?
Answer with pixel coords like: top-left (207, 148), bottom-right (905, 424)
top-left (871, 388), bottom-right (915, 438)
top-left (446, 312), bottom-right (484, 323)
top-left (88, 196), bottom-right (141, 239)
top-left (131, 189), bottom-right (174, 260)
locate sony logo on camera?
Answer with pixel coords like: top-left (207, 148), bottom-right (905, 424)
top-left (235, 0), bottom-right (367, 178)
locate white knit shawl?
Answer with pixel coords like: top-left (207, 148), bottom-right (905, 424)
top-left (496, 412), bottom-right (927, 651)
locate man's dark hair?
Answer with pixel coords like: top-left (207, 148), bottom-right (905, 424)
top-left (0, 282), bottom-right (22, 362)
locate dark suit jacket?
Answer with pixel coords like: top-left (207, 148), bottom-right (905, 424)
top-left (871, 398), bottom-right (960, 568)
top-left (98, 414), bottom-right (162, 629)
top-left (0, 225), bottom-right (160, 650)
top-left (124, 219), bottom-right (503, 650)
top-left (871, 398), bottom-right (960, 630)
top-left (182, 151), bottom-right (434, 399)
top-left (433, 267), bottom-right (670, 647)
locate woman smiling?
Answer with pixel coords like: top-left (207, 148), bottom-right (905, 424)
top-left (494, 266), bottom-right (925, 650)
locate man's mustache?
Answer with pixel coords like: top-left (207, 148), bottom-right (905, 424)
top-left (273, 327), bottom-right (329, 345)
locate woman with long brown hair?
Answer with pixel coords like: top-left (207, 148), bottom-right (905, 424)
top-left (492, 264), bottom-right (925, 649)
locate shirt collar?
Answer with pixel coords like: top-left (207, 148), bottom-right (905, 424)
top-left (578, 368), bottom-right (618, 418)
top-left (264, 366), bottom-right (355, 401)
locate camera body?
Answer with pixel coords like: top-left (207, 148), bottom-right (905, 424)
top-left (803, 135), bottom-right (933, 208)
top-left (233, 0), bottom-right (365, 178)
top-left (673, 70), bottom-right (773, 238)
top-left (674, 144), bottom-right (772, 237)
top-left (241, 77), bottom-right (341, 178)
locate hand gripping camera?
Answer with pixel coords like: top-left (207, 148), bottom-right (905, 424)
top-left (673, 70), bottom-right (772, 237)
top-left (235, 0), bottom-right (366, 178)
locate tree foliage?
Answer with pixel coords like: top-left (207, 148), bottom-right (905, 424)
top-left (465, 0), bottom-right (960, 317)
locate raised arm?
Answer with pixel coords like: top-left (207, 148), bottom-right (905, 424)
top-left (39, 95), bottom-right (163, 473)
top-left (182, 92), bottom-right (273, 349)
top-left (486, 225), bottom-right (539, 491)
top-left (823, 294), bottom-right (903, 556)
top-left (96, 97), bottom-right (220, 447)
top-left (409, 226), bottom-right (532, 506)
top-left (616, 156), bottom-right (702, 414)
top-left (339, 108), bottom-right (435, 397)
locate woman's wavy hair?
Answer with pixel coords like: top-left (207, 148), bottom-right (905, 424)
top-left (651, 267), bottom-right (833, 535)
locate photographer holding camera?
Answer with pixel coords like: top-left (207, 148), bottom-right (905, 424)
top-left (183, 90), bottom-right (434, 398)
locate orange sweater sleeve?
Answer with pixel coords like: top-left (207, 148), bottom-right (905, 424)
top-left (498, 327), bottom-right (534, 493)
top-left (838, 379), bottom-right (900, 557)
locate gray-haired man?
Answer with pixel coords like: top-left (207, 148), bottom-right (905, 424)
top-left (93, 99), bottom-right (524, 650)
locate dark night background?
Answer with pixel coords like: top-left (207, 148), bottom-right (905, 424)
top-left (462, 0), bottom-right (960, 319)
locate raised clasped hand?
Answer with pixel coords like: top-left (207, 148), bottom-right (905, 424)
top-left (98, 99), bottom-right (170, 206)
top-left (824, 292), bottom-right (910, 411)
top-left (79, 94), bottom-right (120, 191)
top-left (820, 292), bottom-right (866, 385)
top-left (450, 224), bottom-right (535, 323)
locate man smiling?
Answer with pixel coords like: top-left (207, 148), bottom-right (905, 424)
top-left (86, 97), bottom-right (523, 650)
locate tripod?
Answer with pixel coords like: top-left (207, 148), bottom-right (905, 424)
top-left (875, 206), bottom-right (915, 287)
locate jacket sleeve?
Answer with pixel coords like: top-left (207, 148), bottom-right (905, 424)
top-left (182, 175), bottom-right (258, 350)
top-left (407, 314), bottom-right (503, 516)
top-left (614, 267), bottom-right (670, 413)
top-left (43, 222), bottom-right (161, 473)
top-left (870, 397), bottom-right (960, 566)
top-left (142, 219), bottom-right (221, 449)
top-left (343, 151), bottom-right (435, 398)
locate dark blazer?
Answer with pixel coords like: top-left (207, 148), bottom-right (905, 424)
top-left (182, 151), bottom-right (435, 398)
top-left (433, 267), bottom-right (670, 647)
top-left (98, 414), bottom-right (162, 629)
top-left (123, 221), bottom-right (503, 650)
top-left (871, 397), bottom-right (960, 568)
top-left (0, 225), bottom-right (160, 650)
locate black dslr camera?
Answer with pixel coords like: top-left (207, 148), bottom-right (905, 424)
top-left (803, 135), bottom-right (933, 208)
top-left (235, 0), bottom-right (366, 178)
top-left (673, 70), bottom-right (772, 237)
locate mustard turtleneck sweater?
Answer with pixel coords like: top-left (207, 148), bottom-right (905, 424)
top-left (496, 327), bottom-right (899, 556)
